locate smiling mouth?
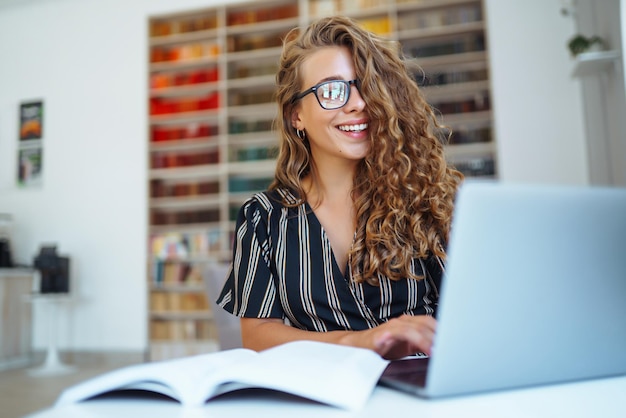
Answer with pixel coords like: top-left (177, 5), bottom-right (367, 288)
top-left (338, 123), bottom-right (368, 132)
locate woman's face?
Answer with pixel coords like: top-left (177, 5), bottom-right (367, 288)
top-left (291, 46), bottom-right (370, 165)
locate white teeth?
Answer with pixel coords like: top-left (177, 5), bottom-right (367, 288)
top-left (338, 123), bottom-right (368, 132)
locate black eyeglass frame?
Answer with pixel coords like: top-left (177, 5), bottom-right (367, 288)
top-left (292, 79), bottom-right (361, 110)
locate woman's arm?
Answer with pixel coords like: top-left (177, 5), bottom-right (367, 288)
top-left (240, 315), bottom-right (436, 360)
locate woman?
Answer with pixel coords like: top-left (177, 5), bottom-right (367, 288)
top-left (217, 16), bottom-right (463, 360)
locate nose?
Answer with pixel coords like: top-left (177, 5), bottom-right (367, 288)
top-left (344, 84), bottom-right (365, 113)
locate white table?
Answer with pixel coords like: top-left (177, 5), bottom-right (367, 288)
top-left (25, 293), bottom-right (77, 376)
top-left (25, 375), bottom-right (626, 418)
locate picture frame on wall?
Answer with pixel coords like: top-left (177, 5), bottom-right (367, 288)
top-left (17, 145), bottom-right (43, 187)
top-left (19, 100), bottom-right (43, 141)
top-left (17, 100), bottom-right (44, 187)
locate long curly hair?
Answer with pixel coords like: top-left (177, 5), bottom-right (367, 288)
top-left (271, 16), bottom-right (464, 284)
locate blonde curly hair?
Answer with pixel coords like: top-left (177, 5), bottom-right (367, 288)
top-left (271, 16), bottom-right (463, 284)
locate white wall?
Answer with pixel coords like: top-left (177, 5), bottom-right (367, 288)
top-left (574, 0), bottom-right (626, 185)
top-left (0, 0), bottom-right (246, 352)
top-left (0, 0), bottom-right (588, 352)
top-left (623, 0), bottom-right (626, 90)
top-left (485, 0), bottom-right (588, 184)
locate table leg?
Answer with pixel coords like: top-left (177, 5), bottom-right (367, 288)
top-left (28, 297), bottom-right (76, 377)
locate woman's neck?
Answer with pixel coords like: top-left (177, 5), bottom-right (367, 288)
top-left (304, 159), bottom-right (357, 207)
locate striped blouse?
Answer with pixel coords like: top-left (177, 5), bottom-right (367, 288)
top-left (216, 188), bottom-right (444, 332)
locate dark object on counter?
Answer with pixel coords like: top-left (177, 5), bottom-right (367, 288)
top-left (33, 246), bottom-right (70, 293)
top-left (0, 238), bottom-right (13, 267)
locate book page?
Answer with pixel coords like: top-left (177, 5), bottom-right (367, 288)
top-left (56, 341), bottom-right (388, 411)
top-left (205, 341), bottom-right (389, 410)
top-left (55, 348), bottom-right (256, 407)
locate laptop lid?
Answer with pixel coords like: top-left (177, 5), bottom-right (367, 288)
top-left (383, 181), bottom-right (626, 398)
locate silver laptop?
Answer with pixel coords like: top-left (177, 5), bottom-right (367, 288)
top-left (380, 181), bottom-right (626, 398)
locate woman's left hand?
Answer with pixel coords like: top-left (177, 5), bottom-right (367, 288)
top-left (371, 314), bottom-right (437, 360)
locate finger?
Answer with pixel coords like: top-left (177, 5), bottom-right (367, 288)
top-left (373, 332), bottom-right (395, 357)
top-left (377, 324), bottom-right (434, 357)
top-left (398, 314), bottom-right (437, 332)
top-left (393, 316), bottom-right (436, 340)
top-left (401, 325), bottom-right (435, 355)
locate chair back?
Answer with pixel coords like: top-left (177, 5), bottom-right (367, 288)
top-left (205, 263), bottom-right (242, 350)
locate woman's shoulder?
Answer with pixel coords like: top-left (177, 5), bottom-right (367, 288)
top-left (243, 187), bottom-right (301, 214)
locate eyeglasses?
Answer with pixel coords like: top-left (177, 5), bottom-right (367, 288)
top-left (292, 79), bottom-right (360, 110)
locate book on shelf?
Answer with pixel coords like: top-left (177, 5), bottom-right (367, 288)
top-left (55, 340), bottom-right (389, 411)
top-left (152, 261), bottom-right (204, 286)
top-left (150, 230), bottom-right (222, 260)
top-left (150, 291), bottom-right (209, 312)
top-left (149, 318), bottom-right (213, 340)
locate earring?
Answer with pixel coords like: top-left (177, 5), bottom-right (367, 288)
top-left (296, 129), bottom-right (306, 140)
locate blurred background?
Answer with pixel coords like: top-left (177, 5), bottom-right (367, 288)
top-left (0, 0), bottom-right (623, 396)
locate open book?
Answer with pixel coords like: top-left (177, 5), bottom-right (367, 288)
top-left (55, 341), bottom-right (389, 411)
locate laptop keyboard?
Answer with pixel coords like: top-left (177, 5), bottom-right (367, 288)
top-left (381, 357), bottom-right (430, 387)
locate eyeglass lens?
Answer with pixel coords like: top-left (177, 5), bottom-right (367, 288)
top-left (318, 81), bottom-right (350, 109)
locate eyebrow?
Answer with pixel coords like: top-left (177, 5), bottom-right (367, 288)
top-left (311, 75), bottom-right (347, 85)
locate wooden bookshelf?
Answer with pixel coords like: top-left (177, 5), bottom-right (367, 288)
top-left (147, 0), bottom-right (495, 360)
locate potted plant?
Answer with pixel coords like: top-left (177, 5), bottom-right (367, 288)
top-left (568, 34), bottom-right (606, 57)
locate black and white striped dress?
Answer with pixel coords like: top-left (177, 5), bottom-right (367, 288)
top-left (216, 188), bottom-right (443, 332)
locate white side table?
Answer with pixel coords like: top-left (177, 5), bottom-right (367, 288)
top-left (25, 293), bottom-right (77, 376)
